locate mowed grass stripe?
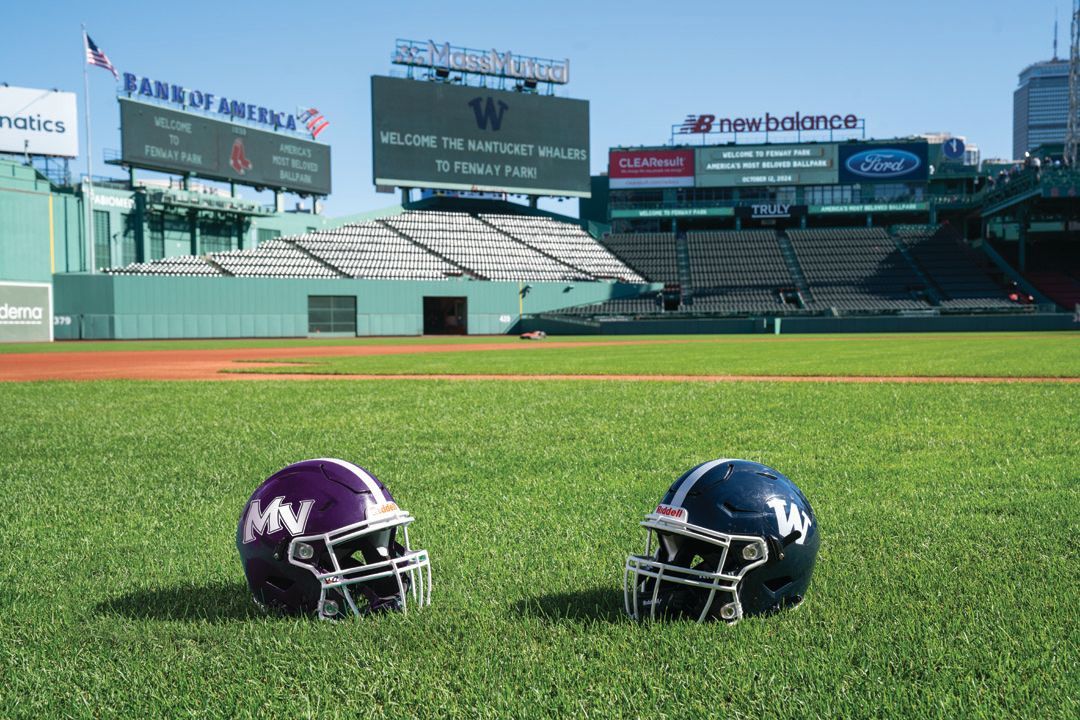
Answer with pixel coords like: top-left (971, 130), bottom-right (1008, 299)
top-left (1, 380), bottom-right (1077, 718)
top-left (236, 332), bottom-right (1080, 378)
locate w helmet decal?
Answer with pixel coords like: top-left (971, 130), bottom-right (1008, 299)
top-left (766, 498), bottom-right (812, 545)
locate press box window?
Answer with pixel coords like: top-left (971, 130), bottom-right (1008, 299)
top-left (308, 296), bottom-right (356, 335)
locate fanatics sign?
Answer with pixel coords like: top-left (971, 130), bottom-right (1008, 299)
top-left (609, 149), bottom-right (695, 189)
top-left (0, 86), bottom-right (78, 158)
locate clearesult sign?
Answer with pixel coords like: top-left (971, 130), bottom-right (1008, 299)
top-left (0, 86), bottom-right (78, 158)
top-left (609, 149), bottom-right (694, 189)
top-left (0, 282), bottom-right (52, 343)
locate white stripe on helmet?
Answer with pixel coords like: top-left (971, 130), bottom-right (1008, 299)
top-left (313, 457), bottom-right (388, 504)
top-left (669, 458), bottom-right (733, 508)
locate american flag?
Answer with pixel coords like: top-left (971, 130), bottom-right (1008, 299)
top-left (84, 33), bottom-right (118, 79)
top-left (299, 107), bottom-right (329, 139)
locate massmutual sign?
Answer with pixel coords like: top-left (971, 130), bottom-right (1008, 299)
top-left (393, 39), bottom-right (570, 84)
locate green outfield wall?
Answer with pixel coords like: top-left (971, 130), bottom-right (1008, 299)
top-left (52, 274), bottom-right (640, 339)
top-left (0, 162), bottom-right (84, 282)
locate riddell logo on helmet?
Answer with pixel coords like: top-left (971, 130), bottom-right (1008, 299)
top-left (654, 504), bottom-right (688, 522)
top-left (241, 495), bottom-right (315, 543)
top-left (373, 501), bottom-right (399, 515)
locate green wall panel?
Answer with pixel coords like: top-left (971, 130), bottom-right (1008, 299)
top-left (52, 273), bottom-right (633, 339)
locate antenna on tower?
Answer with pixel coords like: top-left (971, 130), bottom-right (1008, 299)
top-left (1066, 0), bottom-right (1080, 166)
top-left (1054, 6), bottom-right (1059, 59)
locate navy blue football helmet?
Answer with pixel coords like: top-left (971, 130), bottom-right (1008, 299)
top-left (625, 459), bottom-right (819, 623)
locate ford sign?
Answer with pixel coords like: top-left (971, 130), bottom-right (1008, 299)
top-left (844, 149), bottom-right (920, 178)
top-left (837, 142), bottom-right (928, 183)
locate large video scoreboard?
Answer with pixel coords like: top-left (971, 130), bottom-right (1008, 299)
top-left (119, 99), bottom-right (331, 195)
top-left (610, 141), bottom-right (928, 189)
top-left (371, 76), bottom-right (590, 197)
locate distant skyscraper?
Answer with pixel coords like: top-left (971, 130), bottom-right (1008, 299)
top-left (1013, 59), bottom-right (1072, 159)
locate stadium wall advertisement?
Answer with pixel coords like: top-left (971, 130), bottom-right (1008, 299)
top-left (0, 86), bottom-right (78, 158)
top-left (120, 73), bottom-right (302, 133)
top-left (0, 282), bottom-right (52, 343)
top-left (609, 149), bottom-right (694, 189)
top-left (119, 99), bottom-right (331, 195)
top-left (677, 112), bottom-right (861, 135)
top-left (371, 76), bottom-right (590, 197)
top-left (696, 143), bottom-right (839, 187)
top-left (837, 142), bottom-right (928, 183)
top-left (392, 40), bottom-right (570, 84)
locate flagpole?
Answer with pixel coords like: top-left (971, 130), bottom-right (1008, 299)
top-left (82, 24), bottom-right (96, 273)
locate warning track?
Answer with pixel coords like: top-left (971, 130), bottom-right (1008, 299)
top-left (1, 339), bottom-right (1076, 383)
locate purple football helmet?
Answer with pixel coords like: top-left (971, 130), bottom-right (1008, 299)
top-left (236, 458), bottom-right (431, 619)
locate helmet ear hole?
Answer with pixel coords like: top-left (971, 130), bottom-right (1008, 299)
top-left (764, 576), bottom-right (793, 593)
top-left (265, 576), bottom-right (295, 592)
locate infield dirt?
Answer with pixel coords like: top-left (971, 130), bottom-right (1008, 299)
top-left (2, 337), bottom-right (1076, 382)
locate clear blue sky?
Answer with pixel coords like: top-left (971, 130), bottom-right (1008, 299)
top-left (1, 0), bottom-right (1063, 216)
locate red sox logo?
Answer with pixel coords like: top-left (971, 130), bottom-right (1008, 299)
top-left (230, 138), bottom-right (253, 175)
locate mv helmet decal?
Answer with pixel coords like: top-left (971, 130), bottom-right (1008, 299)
top-left (240, 495), bottom-right (315, 543)
top-left (766, 497), bottom-right (812, 545)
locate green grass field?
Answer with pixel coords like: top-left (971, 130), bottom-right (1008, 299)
top-left (235, 332), bottom-right (1080, 378)
top-left (2, 367), bottom-right (1077, 717)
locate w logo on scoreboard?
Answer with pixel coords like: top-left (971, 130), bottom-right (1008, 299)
top-left (468, 97), bottom-right (509, 131)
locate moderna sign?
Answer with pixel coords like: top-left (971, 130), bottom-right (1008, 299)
top-left (838, 142), bottom-right (928, 183)
top-left (609, 149), bottom-right (694, 189)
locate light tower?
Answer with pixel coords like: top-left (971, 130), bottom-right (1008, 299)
top-left (1066, 0), bottom-right (1080, 165)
